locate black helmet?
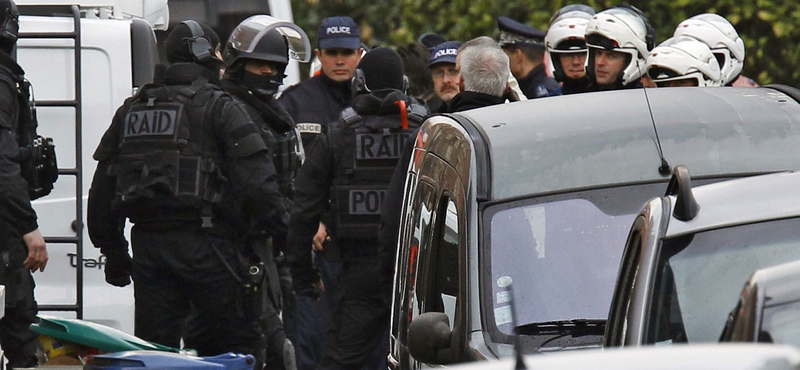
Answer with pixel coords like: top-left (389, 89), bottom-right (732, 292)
top-left (223, 14), bottom-right (311, 68)
top-left (225, 27), bottom-right (288, 68)
top-left (0, 0), bottom-right (19, 49)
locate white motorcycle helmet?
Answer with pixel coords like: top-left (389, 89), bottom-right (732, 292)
top-left (674, 13), bottom-right (745, 85)
top-left (545, 4), bottom-right (595, 81)
top-left (585, 5), bottom-right (654, 86)
top-left (646, 36), bottom-right (722, 87)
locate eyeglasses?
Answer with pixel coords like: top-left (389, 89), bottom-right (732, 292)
top-left (431, 68), bottom-right (459, 79)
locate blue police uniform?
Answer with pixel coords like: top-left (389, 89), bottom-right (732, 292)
top-left (277, 15), bottom-right (362, 370)
top-left (497, 16), bottom-right (561, 99)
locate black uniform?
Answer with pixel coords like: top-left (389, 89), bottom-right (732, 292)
top-left (287, 90), bottom-right (426, 370)
top-left (561, 76), bottom-right (592, 95)
top-left (278, 71), bottom-right (352, 370)
top-left (0, 49), bottom-right (42, 370)
top-left (279, 73), bottom-right (352, 152)
top-left (221, 79), bottom-right (300, 370)
top-left (88, 62), bottom-right (289, 359)
top-left (517, 64), bottom-right (562, 99)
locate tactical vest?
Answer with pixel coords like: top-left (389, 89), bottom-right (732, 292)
top-left (11, 75), bottom-right (58, 200)
top-left (113, 79), bottom-right (226, 223)
top-left (328, 102), bottom-right (426, 241)
top-left (243, 103), bottom-right (302, 198)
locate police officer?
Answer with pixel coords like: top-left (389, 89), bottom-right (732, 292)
top-left (277, 15), bottom-right (362, 370)
top-left (279, 16), bottom-right (363, 152)
top-left (646, 36), bottom-right (723, 87)
top-left (673, 13), bottom-right (747, 86)
top-left (221, 15), bottom-right (309, 370)
top-left (497, 16), bottom-right (561, 99)
top-left (545, 4), bottom-right (595, 94)
top-left (287, 47), bottom-right (427, 370)
top-left (585, 5), bottom-right (655, 91)
top-left (87, 20), bottom-right (288, 364)
top-left (427, 40), bottom-right (462, 113)
top-left (0, 1), bottom-right (49, 367)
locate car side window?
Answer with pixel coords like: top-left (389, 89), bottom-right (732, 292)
top-left (400, 181), bottom-right (437, 334)
top-left (429, 197), bottom-right (459, 327)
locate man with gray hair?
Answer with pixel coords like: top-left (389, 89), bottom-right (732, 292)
top-left (450, 43), bottom-right (511, 112)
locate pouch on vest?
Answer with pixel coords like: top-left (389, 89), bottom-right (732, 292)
top-left (16, 79), bottom-right (58, 200)
top-left (114, 83), bottom-right (224, 221)
top-left (330, 106), bottom-right (423, 241)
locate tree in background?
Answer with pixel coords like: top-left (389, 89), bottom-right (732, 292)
top-left (292, 0), bottom-right (800, 86)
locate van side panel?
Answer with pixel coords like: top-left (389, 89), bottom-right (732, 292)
top-left (18, 15), bottom-right (136, 334)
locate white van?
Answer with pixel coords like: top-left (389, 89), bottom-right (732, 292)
top-left (17, 0), bottom-right (167, 336)
top-left (18, 0), bottom-right (300, 336)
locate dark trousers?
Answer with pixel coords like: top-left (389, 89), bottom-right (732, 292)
top-left (131, 224), bottom-right (261, 358)
top-left (319, 255), bottom-right (390, 370)
top-left (294, 251), bottom-right (341, 370)
top-left (0, 236), bottom-right (40, 369)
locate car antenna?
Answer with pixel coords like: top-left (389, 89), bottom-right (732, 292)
top-left (498, 276), bottom-right (527, 369)
top-left (639, 64), bottom-right (671, 176)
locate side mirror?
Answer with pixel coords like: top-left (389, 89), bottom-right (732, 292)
top-left (407, 312), bottom-right (454, 364)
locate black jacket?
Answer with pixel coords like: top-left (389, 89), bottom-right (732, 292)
top-left (278, 73), bottom-right (353, 152)
top-left (286, 90), bottom-right (423, 289)
top-left (561, 76), bottom-right (592, 95)
top-left (0, 50), bottom-right (38, 238)
top-left (88, 63), bottom-right (289, 253)
top-left (448, 91), bottom-right (506, 112)
top-left (518, 64), bottom-right (562, 99)
top-left (222, 80), bottom-right (301, 200)
top-left (587, 78), bottom-right (645, 92)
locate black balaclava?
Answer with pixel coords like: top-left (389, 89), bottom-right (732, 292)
top-left (0, 0), bottom-right (18, 55)
top-left (230, 61), bottom-right (287, 98)
top-left (165, 21), bottom-right (223, 71)
top-left (356, 47), bottom-right (405, 93)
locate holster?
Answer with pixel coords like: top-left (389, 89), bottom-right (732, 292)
top-left (248, 237), bottom-right (281, 311)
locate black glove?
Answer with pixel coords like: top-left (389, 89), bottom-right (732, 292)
top-left (292, 268), bottom-right (322, 300)
top-left (101, 248), bottom-right (132, 287)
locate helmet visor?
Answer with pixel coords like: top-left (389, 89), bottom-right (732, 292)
top-left (228, 15), bottom-right (311, 63)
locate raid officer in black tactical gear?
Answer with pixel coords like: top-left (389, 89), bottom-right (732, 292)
top-left (220, 15), bottom-right (311, 370)
top-left (286, 47), bottom-right (427, 370)
top-left (87, 20), bottom-right (289, 364)
top-left (0, 1), bottom-right (49, 367)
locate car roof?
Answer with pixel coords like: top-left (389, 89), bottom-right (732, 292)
top-left (664, 170), bottom-right (800, 237)
top-left (449, 343), bottom-right (800, 370)
top-left (453, 87), bottom-right (800, 200)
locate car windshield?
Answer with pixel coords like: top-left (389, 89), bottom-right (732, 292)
top-left (485, 184), bottom-right (664, 337)
top-left (647, 217), bottom-right (800, 345)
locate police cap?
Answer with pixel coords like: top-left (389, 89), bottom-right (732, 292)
top-left (428, 41), bottom-right (462, 67)
top-left (318, 16), bottom-right (361, 50)
top-left (497, 16), bottom-right (545, 49)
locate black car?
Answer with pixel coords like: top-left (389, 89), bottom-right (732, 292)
top-left (390, 86), bottom-right (800, 369)
top-left (606, 168), bottom-right (800, 348)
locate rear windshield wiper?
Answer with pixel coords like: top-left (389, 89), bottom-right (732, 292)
top-left (515, 319), bottom-right (606, 336)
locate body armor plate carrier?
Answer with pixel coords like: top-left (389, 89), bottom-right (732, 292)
top-left (329, 102), bottom-right (425, 241)
top-left (113, 79), bottom-right (226, 223)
